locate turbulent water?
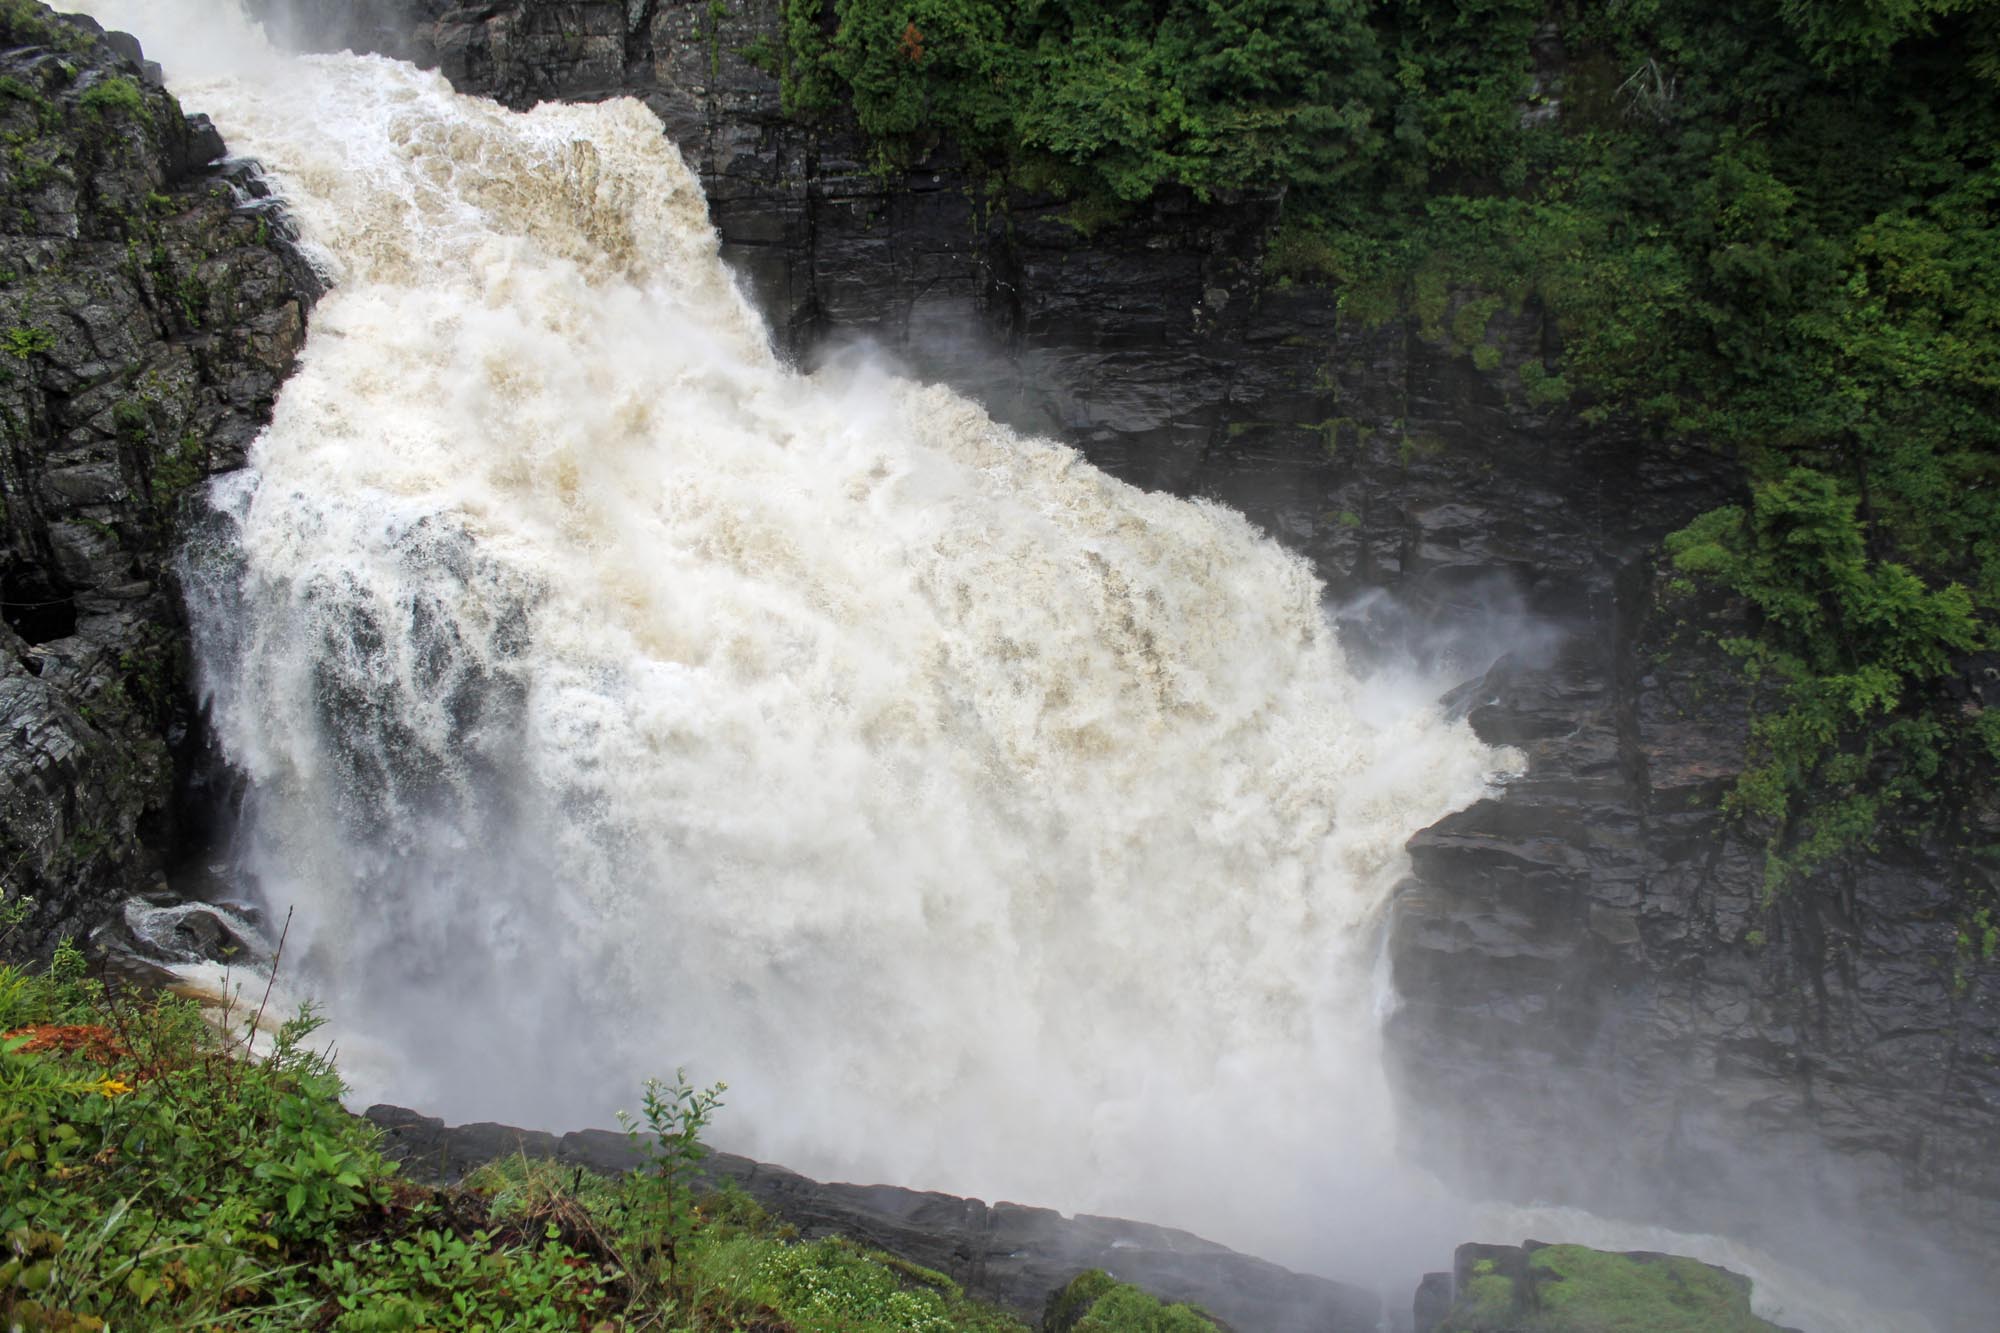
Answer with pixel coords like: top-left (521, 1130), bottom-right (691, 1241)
top-left (67, 4), bottom-right (1937, 1329)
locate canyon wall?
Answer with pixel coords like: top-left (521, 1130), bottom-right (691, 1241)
top-left (8, 0), bottom-right (1993, 1321)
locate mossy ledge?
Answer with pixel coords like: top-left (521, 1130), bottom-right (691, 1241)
top-left (1421, 1241), bottom-right (1795, 1333)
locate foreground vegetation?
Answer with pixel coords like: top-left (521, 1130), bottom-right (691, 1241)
top-left (779, 0), bottom-right (2000, 892)
top-left (0, 939), bottom-right (1226, 1332)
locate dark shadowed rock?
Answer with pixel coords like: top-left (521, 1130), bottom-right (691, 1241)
top-left (0, 2), bottom-right (317, 960)
top-left (1414, 1270), bottom-right (1454, 1333)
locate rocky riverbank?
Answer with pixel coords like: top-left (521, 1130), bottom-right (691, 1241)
top-left (365, 1103), bottom-right (1383, 1333)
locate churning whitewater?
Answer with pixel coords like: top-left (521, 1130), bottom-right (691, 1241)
top-left (74, 0), bottom-right (1523, 1278)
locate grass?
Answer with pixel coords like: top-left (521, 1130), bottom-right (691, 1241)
top-left (0, 934), bottom-right (1040, 1332)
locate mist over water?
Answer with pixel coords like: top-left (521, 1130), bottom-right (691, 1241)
top-left (70, 3), bottom-right (1943, 1328)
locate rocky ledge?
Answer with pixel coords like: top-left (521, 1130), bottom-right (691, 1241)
top-left (366, 1107), bottom-right (1830, 1333)
top-left (1414, 1240), bottom-right (1795, 1333)
top-left (364, 1104), bottom-right (1382, 1333)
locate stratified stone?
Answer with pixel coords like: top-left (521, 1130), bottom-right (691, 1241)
top-left (0, 2), bottom-right (317, 959)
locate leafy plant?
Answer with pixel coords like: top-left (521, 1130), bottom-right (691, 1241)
top-left (619, 1067), bottom-right (726, 1286)
top-left (3, 324), bottom-right (53, 359)
top-left (77, 76), bottom-right (146, 124)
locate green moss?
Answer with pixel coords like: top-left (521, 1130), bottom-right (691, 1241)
top-left (0, 73), bottom-right (46, 107)
top-left (1447, 1272), bottom-right (1517, 1328)
top-left (78, 74), bottom-right (148, 124)
top-left (0, 0), bottom-right (92, 53)
top-left (3, 324), bottom-right (53, 358)
top-left (149, 431), bottom-right (206, 512)
top-left (1525, 1245), bottom-right (1781, 1333)
top-left (1045, 1270), bottom-right (1222, 1333)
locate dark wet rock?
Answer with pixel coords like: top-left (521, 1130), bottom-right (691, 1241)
top-left (1413, 1270), bottom-right (1455, 1333)
top-left (0, 3), bottom-right (316, 959)
top-left (364, 1104), bottom-right (1380, 1333)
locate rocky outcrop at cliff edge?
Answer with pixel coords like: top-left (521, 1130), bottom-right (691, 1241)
top-left (1413, 1240), bottom-right (1795, 1333)
top-left (364, 1105), bottom-right (1382, 1333)
top-left (245, 1), bottom-right (2000, 1324)
top-left (0, 2), bottom-right (315, 959)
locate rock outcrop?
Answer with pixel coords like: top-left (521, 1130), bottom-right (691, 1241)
top-left (0, 3), bottom-right (315, 957)
top-left (253, 6), bottom-right (2000, 1322)
top-left (1413, 1240), bottom-right (1793, 1333)
top-left (364, 1104), bottom-right (1382, 1333)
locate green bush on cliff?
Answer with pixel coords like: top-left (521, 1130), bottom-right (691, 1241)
top-left (77, 76), bottom-right (147, 125)
top-left (1043, 1268), bottom-right (1222, 1332)
top-left (0, 947), bottom-right (1031, 1331)
top-left (785, 0), bottom-right (1391, 198)
top-left (785, 0), bottom-right (2000, 886)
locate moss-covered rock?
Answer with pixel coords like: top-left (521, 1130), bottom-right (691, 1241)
top-left (1426, 1242), bottom-right (1791, 1333)
top-left (1043, 1269), bottom-right (1227, 1333)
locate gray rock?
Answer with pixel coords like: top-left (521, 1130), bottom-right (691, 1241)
top-left (0, 1), bottom-right (316, 960)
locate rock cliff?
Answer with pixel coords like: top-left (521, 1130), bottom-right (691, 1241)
top-left (0, 2), bottom-right (314, 956)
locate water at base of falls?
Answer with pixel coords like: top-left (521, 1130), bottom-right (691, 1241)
top-left (65, 4), bottom-right (1940, 1329)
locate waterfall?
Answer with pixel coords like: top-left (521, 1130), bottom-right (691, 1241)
top-left (63, 5), bottom-right (1932, 1328)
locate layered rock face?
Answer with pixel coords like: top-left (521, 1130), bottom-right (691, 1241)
top-left (183, 0), bottom-right (2000, 1320)
top-left (0, 4), bottom-right (315, 956)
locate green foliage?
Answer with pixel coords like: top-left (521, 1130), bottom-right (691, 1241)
top-left (1665, 468), bottom-right (1988, 891)
top-left (0, 957), bottom-right (1035, 1331)
top-left (788, 0), bottom-right (1389, 195)
top-left (77, 76), bottom-right (146, 125)
top-left (298, 1225), bottom-right (618, 1331)
top-left (619, 1066), bottom-right (726, 1287)
top-left (1044, 1269), bottom-right (1221, 1332)
top-left (0, 0), bottom-right (93, 54)
top-left (746, 1238), bottom-right (994, 1331)
top-left (3, 324), bottom-right (53, 358)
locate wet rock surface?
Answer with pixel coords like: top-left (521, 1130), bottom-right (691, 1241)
top-left (0, 3), bottom-right (316, 958)
top-left (365, 1104), bottom-right (1381, 1333)
top-left (261, 6), bottom-right (2000, 1320)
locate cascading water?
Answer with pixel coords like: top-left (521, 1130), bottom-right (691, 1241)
top-left (67, 4), bottom-right (1935, 1328)
top-left (85, 0), bottom-right (1507, 1266)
